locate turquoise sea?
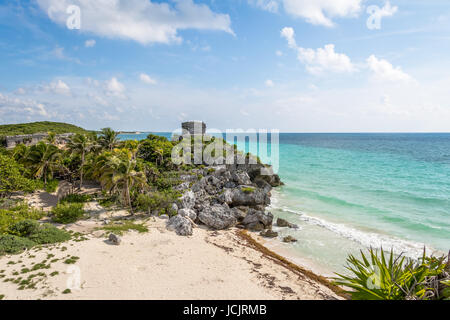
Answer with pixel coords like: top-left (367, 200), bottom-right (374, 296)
top-left (119, 132), bottom-right (450, 274)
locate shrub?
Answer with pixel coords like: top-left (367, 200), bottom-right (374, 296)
top-left (52, 203), bottom-right (85, 224)
top-left (28, 224), bottom-right (71, 244)
top-left (44, 179), bottom-right (59, 193)
top-left (0, 154), bottom-right (38, 197)
top-left (8, 220), bottom-right (40, 237)
top-left (101, 220), bottom-right (148, 235)
top-left (136, 191), bottom-right (179, 216)
top-left (334, 248), bottom-right (450, 300)
top-left (0, 235), bottom-right (36, 255)
top-left (0, 203), bottom-right (44, 234)
top-left (60, 194), bottom-right (92, 204)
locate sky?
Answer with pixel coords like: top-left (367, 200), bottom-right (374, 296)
top-left (0, 0), bottom-right (450, 132)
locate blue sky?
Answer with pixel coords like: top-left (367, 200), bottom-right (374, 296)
top-left (0, 0), bottom-right (450, 132)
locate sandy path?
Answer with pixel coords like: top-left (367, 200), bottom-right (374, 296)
top-left (0, 218), bottom-right (341, 300)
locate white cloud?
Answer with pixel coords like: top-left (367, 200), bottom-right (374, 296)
top-left (46, 80), bottom-right (71, 95)
top-left (37, 0), bottom-right (234, 45)
top-left (367, 55), bottom-right (412, 82)
top-left (140, 73), bottom-right (157, 85)
top-left (283, 0), bottom-right (362, 27)
top-left (281, 27), bottom-right (355, 75)
top-left (249, 0), bottom-right (279, 13)
top-left (85, 39), bottom-right (96, 47)
top-left (0, 93), bottom-right (49, 119)
top-left (15, 88), bottom-right (26, 95)
top-left (105, 77), bottom-right (126, 98)
top-left (265, 79), bottom-right (275, 87)
top-left (281, 27), bottom-right (297, 48)
top-left (375, 1), bottom-right (398, 19)
top-left (276, 50), bottom-right (283, 56)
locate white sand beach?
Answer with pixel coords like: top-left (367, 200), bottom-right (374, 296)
top-left (0, 214), bottom-right (343, 300)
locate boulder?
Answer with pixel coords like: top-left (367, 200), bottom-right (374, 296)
top-left (108, 233), bottom-right (121, 245)
top-left (167, 215), bottom-right (193, 236)
top-left (231, 207), bottom-right (248, 221)
top-left (178, 208), bottom-right (197, 221)
top-left (179, 191), bottom-right (196, 209)
top-left (198, 204), bottom-right (237, 230)
top-left (276, 218), bottom-right (299, 229)
top-left (283, 236), bottom-right (298, 243)
top-left (241, 209), bottom-right (273, 230)
top-left (218, 188), bottom-right (233, 205)
top-left (260, 229), bottom-right (278, 238)
top-left (230, 187), bottom-right (270, 207)
top-left (232, 171), bottom-right (252, 186)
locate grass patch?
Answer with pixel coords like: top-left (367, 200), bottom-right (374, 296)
top-left (59, 194), bottom-right (92, 204)
top-left (0, 294), bottom-right (4, 300)
top-left (62, 289), bottom-right (71, 294)
top-left (64, 256), bottom-right (79, 264)
top-left (100, 220), bottom-right (148, 236)
top-left (51, 203), bottom-right (86, 224)
top-left (241, 187), bottom-right (255, 194)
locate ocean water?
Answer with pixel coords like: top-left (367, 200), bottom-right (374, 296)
top-left (120, 132), bottom-right (450, 275)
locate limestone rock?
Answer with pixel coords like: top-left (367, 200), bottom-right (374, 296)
top-left (241, 209), bottom-right (273, 230)
top-left (198, 204), bottom-right (237, 230)
top-left (230, 187), bottom-right (270, 207)
top-left (179, 190), bottom-right (196, 209)
top-left (108, 233), bottom-right (121, 245)
top-left (167, 215), bottom-right (193, 236)
top-left (276, 218), bottom-right (299, 229)
top-left (283, 236), bottom-right (298, 243)
top-left (178, 208), bottom-right (197, 221)
top-left (260, 229), bottom-right (278, 238)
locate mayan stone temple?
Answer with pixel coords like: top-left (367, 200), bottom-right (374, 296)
top-left (181, 121), bottom-right (206, 137)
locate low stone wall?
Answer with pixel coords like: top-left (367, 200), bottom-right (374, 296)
top-left (5, 133), bottom-right (74, 149)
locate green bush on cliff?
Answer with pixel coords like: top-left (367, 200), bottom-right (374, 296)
top-left (334, 248), bottom-right (450, 300)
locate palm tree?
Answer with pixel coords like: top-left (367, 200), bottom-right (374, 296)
top-left (99, 149), bottom-right (148, 214)
top-left (99, 128), bottom-right (119, 151)
top-left (67, 134), bottom-right (96, 189)
top-left (45, 132), bottom-right (57, 144)
top-left (26, 142), bottom-right (61, 184)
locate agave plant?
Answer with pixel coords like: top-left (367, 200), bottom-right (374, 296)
top-left (334, 248), bottom-right (450, 300)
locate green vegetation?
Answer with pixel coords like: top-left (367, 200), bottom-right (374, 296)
top-left (63, 256), bottom-right (79, 264)
top-left (51, 203), bottom-right (86, 224)
top-left (241, 187), bottom-right (255, 194)
top-left (0, 294), bottom-right (4, 300)
top-left (334, 248), bottom-right (450, 300)
top-left (0, 203), bottom-right (44, 234)
top-left (136, 191), bottom-right (180, 216)
top-left (0, 235), bottom-right (36, 255)
top-left (0, 154), bottom-right (38, 197)
top-left (62, 289), bottom-right (71, 294)
top-left (0, 121), bottom-right (88, 136)
top-left (0, 220), bottom-right (70, 255)
top-left (59, 194), bottom-right (92, 204)
top-left (100, 220), bottom-right (149, 235)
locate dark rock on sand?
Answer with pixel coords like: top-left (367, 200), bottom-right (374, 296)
top-left (282, 236), bottom-right (298, 243)
top-left (276, 218), bottom-right (299, 229)
top-left (260, 229), bottom-right (278, 238)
